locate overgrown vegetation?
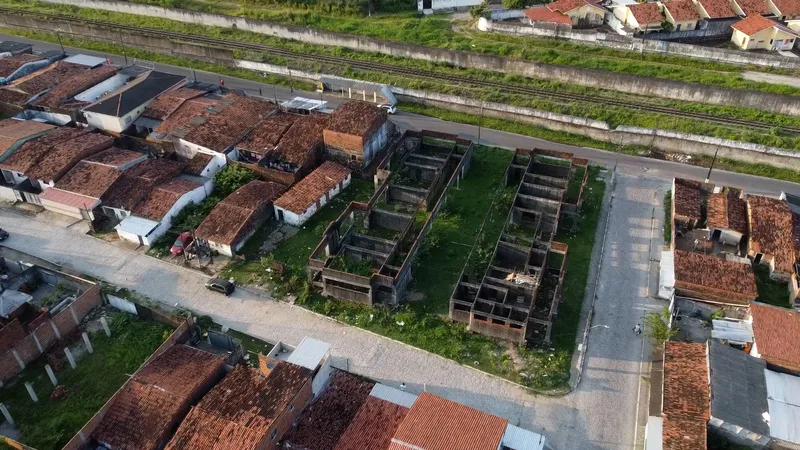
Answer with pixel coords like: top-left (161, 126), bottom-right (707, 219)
top-left (663, 190), bottom-right (672, 244)
top-left (328, 253), bottom-right (374, 277)
top-left (0, 313), bottom-right (171, 450)
top-left (754, 264), bottom-right (791, 308)
top-left (644, 306), bottom-right (677, 346)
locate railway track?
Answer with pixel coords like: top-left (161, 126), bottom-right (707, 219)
top-left (3, 7), bottom-right (799, 135)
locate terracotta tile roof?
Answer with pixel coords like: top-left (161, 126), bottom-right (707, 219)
top-left (706, 190), bottom-right (747, 234)
top-left (733, 0), bottom-right (771, 15)
top-left (143, 87), bottom-right (209, 120)
top-left (771, 0), bottom-right (800, 15)
top-left (747, 195), bottom-right (795, 274)
top-left (84, 147), bottom-right (145, 168)
top-left (793, 212), bottom-right (800, 253)
top-left (164, 407), bottom-right (264, 450)
top-left (32, 65), bottom-right (119, 109)
top-left (0, 54), bottom-right (41, 78)
top-left (732, 14), bottom-right (781, 35)
top-left (664, 0), bottom-right (701, 21)
top-left (547, 0), bottom-right (603, 12)
top-left (154, 93), bottom-right (276, 152)
top-left (274, 161), bottom-right (351, 215)
top-left (0, 127), bottom-right (89, 173)
top-left (389, 392), bottom-right (507, 450)
top-left (523, 7), bottom-right (573, 24)
top-left (326, 102), bottom-right (386, 139)
top-left (662, 416), bottom-right (707, 450)
top-left (102, 158), bottom-right (186, 211)
top-left (284, 370), bottom-right (375, 450)
top-left (750, 302), bottom-right (800, 372)
top-left (663, 342), bottom-right (710, 419)
top-left (628, 2), bottom-right (664, 25)
top-left (27, 133), bottom-right (113, 182)
top-left (183, 152), bottom-right (214, 176)
top-left (39, 187), bottom-right (100, 209)
top-left (278, 113), bottom-right (329, 165)
top-left (673, 250), bottom-right (757, 305)
top-left (238, 112), bottom-right (297, 158)
top-left (194, 180), bottom-right (285, 245)
top-left (334, 396), bottom-right (409, 450)
top-left (0, 62), bottom-right (87, 107)
top-left (54, 161), bottom-right (122, 198)
top-left (132, 177), bottom-right (202, 221)
top-left (0, 119), bottom-right (55, 156)
top-left (673, 178), bottom-right (702, 222)
top-left (92, 344), bottom-right (225, 450)
top-left (697, 0), bottom-right (737, 17)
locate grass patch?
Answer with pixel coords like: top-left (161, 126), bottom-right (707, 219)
top-left (664, 190), bottom-right (672, 245)
top-left (754, 264), bottom-right (791, 308)
top-left (410, 145), bottom-right (513, 315)
top-left (0, 313), bottom-right (171, 450)
top-left (565, 165), bottom-right (585, 204)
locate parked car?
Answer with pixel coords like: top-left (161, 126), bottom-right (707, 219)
top-left (170, 232), bottom-right (193, 256)
top-left (205, 277), bottom-right (235, 296)
top-left (379, 103), bottom-right (396, 114)
top-left (0, 228), bottom-right (8, 241)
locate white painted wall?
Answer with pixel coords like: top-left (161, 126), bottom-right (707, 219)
top-left (74, 73), bottom-right (130, 102)
top-left (0, 185), bottom-right (16, 202)
top-left (417, 0), bottom-right (482, 11)
top-left (83, 103), bottom-right (150, 133)
top-left (274, 174), bottom-right (351, 226)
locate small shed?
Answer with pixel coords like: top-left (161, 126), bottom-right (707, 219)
top-left (286, 336), bottom-right (333, 396)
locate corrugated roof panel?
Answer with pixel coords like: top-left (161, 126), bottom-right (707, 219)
top-left (765, 369), bottom-right (800, 444)
top-left (711, 320), bottom-right (754, 343)
top-left (287, 337), bottom-right (330, 370)
top-left (369, 383), bottom-right (418, 408)
top-left (116, 215), bottom-right (159, 237)
top-left (500, 424), bottom-right (546, 450)
top-left (62, 54), bottom-right (107, 68)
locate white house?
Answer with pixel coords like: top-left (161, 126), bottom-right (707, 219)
top-left (273, 161), bottom-right (351, 226)
top-left (82, 70), bottom-right (186, 133)
top-left (417, 0), bottom-right (482, 13)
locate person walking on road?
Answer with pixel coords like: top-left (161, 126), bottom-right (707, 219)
top-left (633, 324), bottom-right (642, 336)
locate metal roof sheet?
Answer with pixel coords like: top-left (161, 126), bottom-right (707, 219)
top-left (765, 369), bottom-right (800, 444)
top-left (286, 336), bottom-right (330, 370)
top-left (116, 214), bottom-right (159, 237)
top-left (369, 383), bottom-right (418, 408)
top-left (711, 319), bottom-right (754, 344)
top-left (62, 54), bottom-right (106, 68)
top-left (0, 290), bottom-right (32, 318)
top-left (708, 340), bottom-right (769, 436)
top-left (280, 96), bottom-right (326, 111)
top-left (500, 424), bottom-right (546, 450)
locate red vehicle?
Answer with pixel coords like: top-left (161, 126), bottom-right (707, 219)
top-left (170, 232), bottom-right (194, 256)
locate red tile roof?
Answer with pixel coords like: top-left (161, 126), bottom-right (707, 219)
top-left (238, 112), bottom-right (297, 158)
top-left (32, 65), bottom-right (119, 110)
top-left (326, 102), bottom-right (386, 139)
top-left (274, 161), bottom-right (351, 215)
top-left (732, 14), bottom-right (791, 36)
top-left (697, 0), bottom-right (737, 17)
top-left (664, 0), bottom-right (701, 21)
top-left (0, 127), bottom-right (89, 174)
top-left (53, 161), bottom-right (122, 198)
top-left (102, 159), bottom-right (186, 211)
top-left (0, 119), bottom-right (55, 156)
top-left (547, 0), bottom-right (603, 12)
top-left (334, 396), bottom-right (409, 450)
top-left (523, 7), bottom-right (573, 24)
top-left (706, 189), bottom-right (747, 234)
top-left (134, 344), bottom-right (225, 398)
top-left (673, 178), bottom-right (702, 222)
top-left (194, 180), bottom-right (285, 246)
top-left (771, 0), bottom-right (800, 15)
top-left (747, 195), bottom-right (795, 274)
top-left (0, 54), bottom-right (41, 78)
top-left (750, 302), bottom-right (800, 372)
top-left (278, 114), bottom-right (329, 165)
top-left (165, 362), bottom-right (311, 450)
top-left (84, 147), bottom-right (145, 168)
top-left (673, 250), bottom-right (757, 305)
top-left (183, 152), bottom-right (214, 176)
top-left (389, 392), bottom-right (507, 450)
top-left (132, 177), bottom-right (202, 221)
top-left (39, 187), bottom-right (100, 209)
top-left (662, 416), bottom-right (707, 450)
top-left (0, 62), bottom-right (87, 107)
top-left (628, 2), bottom-right (664, 25)
top-left (143, 87), bottom-right (209, 120)
top-left (733, 0), bottom-right (771, 15)
top-left (27, 133), bottom-right (113, 183)
top-left (284, 370), bottom-right (374, 450)
top-left (663, 342), bottom-right (710, 419)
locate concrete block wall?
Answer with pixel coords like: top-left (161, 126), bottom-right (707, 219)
top-left (16, 0), bottom-right (800, 114)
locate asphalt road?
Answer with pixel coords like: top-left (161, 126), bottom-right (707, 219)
top-left (0, 33), bottom-right (796, 450)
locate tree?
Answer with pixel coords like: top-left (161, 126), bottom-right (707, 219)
top-left (213, 164), bottom-right (255, 197)
top-left (470, 1), bottom-right (488, 18)
top-left (661, 20), bottom-right (674, 31)
top-left (644, 306), bottom-right (677, 346)
top-left (501, 0), bottom-right (524, 10)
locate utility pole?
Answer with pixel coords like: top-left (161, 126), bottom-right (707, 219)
top-left (192, 69), bottom-right (197, 82)
top-left (119, 33), bottom-right (128, 66)
top-left (273, 86), bottom-right (278, 104)
top-left (55, 30), bottom-right (65, 54)
top-left (705, 145), bottom-right (721, 183)
top-left (288, 68), bottom-right (294, 94)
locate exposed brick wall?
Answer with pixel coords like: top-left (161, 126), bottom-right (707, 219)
top-left (32, 321), bottom-right (57, 350)
top-left (0, 320), bottom-right (26, 354)
top-left (72, 284), bottom-right (103, 317)
top-left (323, 130), bottom-right (364, 156)
top-left (0, 352), bottom-right (21, 383)
top-left (27, 310), bottom-right (52, 333)
top-left (15, 335), bottom-right (40, 365)
top-left (263, 377), bottom-right (313, 450)
top-left (52, 309), bottom-right (77, 338)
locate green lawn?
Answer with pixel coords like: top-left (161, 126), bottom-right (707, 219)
top-left (0, 313), bottom-right (171, 450)
top-left (410, 145), bottom-right (513, 315)
top-left (754, 264), bottom-right (791, 308)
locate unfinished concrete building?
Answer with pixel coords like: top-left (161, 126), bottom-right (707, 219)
top-left (307, 131), bottom-right (472, 306)
top-left (450, 149), bottom-right (588, 346)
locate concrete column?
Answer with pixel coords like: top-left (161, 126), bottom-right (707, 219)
top-left (0, 403), bottom-right (14, 426)
top-left (64, 348), bottom-right (77, 369)
top-left (45, 364), bottom-right (58, 387)
top-left (11, 350), bottom-right (25, 370)
top-left (69, 305), bottom-right (80, 326)
top-left (373, 92), bottom-right (377, 102)
top-left (24, 382), bottom-right (38, 403)
top-left (31, 332), bottom-right (43, 353)
top-left (50, 321), bottom-right (61, 339)
top-left (362, 91), bottom-right (366, 101)
top-left (100, 317), bottom-right (111, 337)
top-left (82, 333), bottom-right (93, 354)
